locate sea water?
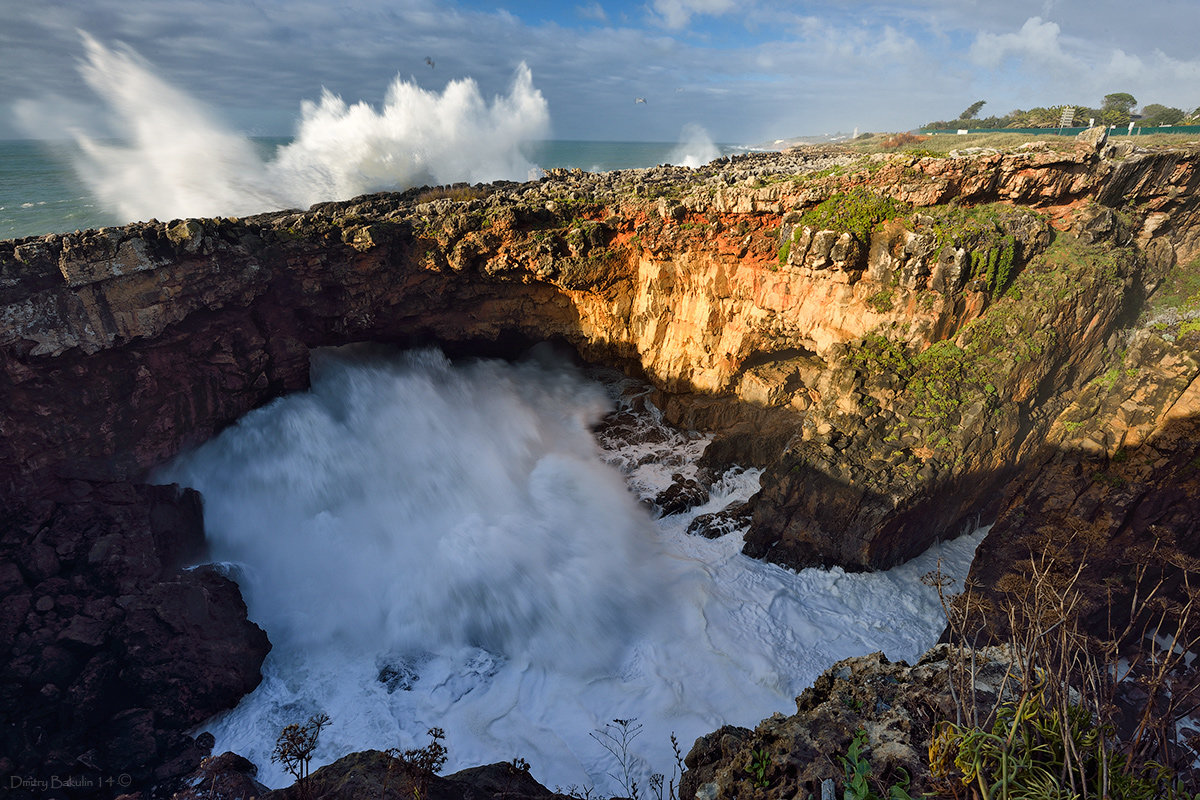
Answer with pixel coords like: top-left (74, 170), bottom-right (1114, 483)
top-left (158, 347), bottom-right (982, 791)
top-left (10, 37), bottom-right (981, 790)
top-left (2, 35), bottom-right (726, 242)
top-left (0, 136), bottom-right (727, 242)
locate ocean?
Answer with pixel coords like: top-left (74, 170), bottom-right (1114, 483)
top-left (0, 137), bottom-right (737, 243)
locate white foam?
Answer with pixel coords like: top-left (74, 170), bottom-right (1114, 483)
top-left (668, 124), bottom-right (720, 168)
top-left (159, 348), bottom-right (982, 792)
top-left (33, 34), bottom-right (548, 224)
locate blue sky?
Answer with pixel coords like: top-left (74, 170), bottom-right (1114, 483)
top-left (1, 0), bottom-right (1198, 144)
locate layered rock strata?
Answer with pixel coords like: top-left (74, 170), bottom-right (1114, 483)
top-left (2, 137), bottom-right (1200, 794)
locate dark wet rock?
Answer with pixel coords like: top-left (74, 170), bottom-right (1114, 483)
top-left (0, 482), bottom-right (268, 797)
top-left (655, 473), bottom-right (709, 516)
top-left (262, 752), bottom-right (565, 800)
top-left (687, 501), bottom-right (752, 538)
top-left (169, 751), bottom-right (268, 800)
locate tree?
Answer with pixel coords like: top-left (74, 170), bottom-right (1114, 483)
top-left (1101, 92), bottom-right (1137, 126)
top-left (1102, 92), bottom-right (1137, 113)
top-left (959, 100), bottom-right (987, 120)
top-left (1139, 103), bottom-right (1185, 126)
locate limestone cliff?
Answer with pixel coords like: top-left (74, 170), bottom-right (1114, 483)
top-left (2, 136), bottom-right (1200, 794)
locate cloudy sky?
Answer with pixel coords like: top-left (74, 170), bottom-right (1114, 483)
top-left (2, 0), bottom-right (1198, 144)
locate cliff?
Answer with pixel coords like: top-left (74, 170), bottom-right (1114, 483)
top-left (2, 133), bottom-right (1200, 794)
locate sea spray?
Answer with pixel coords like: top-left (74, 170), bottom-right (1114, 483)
top-left (35, 34), bottom-right (549, 223)
top-left (669, 123), bottom-right (720, 168)
top-left (160, 347), bottom-right (983, 790)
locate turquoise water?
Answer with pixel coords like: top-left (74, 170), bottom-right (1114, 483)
top-left (0, 138), bottom-right (736, 242)
top-left (0, 140), bottom-right (118, 240)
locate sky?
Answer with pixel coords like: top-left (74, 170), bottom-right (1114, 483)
top-left (1, 0), bottom-right (1198, 144)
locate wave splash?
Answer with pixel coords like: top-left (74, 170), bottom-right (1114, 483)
top-left (24, 34), bottom-right (549, 223)
top-left (163, 348), bottom-right (667, 669)
top-left (158, 346), bottom-right (983, 791)
top-left (669, 123), bottom-right (720, 168)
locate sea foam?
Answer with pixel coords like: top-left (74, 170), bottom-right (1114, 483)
top-left (159, 347), bottom-right (982, 791)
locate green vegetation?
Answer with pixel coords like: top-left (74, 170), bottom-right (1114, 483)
top-left (849, 334), bottom-right (992, 435)
top-left (415, 184), bottom-right (490, 203)
top-left (917, 203), bottom-right (1033, 296)
top-left (970, 236), bottom-right (1018, 294)
top-left (847, 222), bottom-right (1136, 441)
top-left (930, 680), bottom-right (1178, 800)
top-left (906, 340), bottom-right (980, 425)
top-left (921, 91), bottom-right (1199, 130)
top-left (1142, 254), bottom-right (1200, 338)
top-left (776, 242), bottom-right (789, 268)
top-left (386, 727), bottom-right (448, 800)
top-left (746, 747), bottom-right (771, 788)
top-left (920, 203), bottom-right (1033, 250)
top-left (844, 130), bottom-right (1200, 158)
top-left (840, 730), bottom-right (914, 800)
top-left (795, 187), bottom-right (911, 245)
top-left (928, 548), bottom-right (1200, 800)
top-left (867, 288), bottom-right (895, 313)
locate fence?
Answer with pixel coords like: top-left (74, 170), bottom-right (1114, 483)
top-left (919, 125), bottom-right (1200, 136)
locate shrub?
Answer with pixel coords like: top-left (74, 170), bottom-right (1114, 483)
top-left (880, 132), bottom-right (929, 149)
top-left (796, 188), bottom-right (911, 245)
top-left (386, 727), bottom-right (448, 800)
top-left (415, 184), bottom-right (490, 203)
top-left (926, 543), bottom-right (1200, 800)
top-left (271, 712), bottom-right (330, 800)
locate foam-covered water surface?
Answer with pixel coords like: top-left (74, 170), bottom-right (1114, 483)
top-left (160, 347), bottom-right (981, 791)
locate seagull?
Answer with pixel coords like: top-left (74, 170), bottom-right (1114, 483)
top-left (425, 57), bottom-right (435, 68)
top-left (635, 97), bottom-right (646, 104)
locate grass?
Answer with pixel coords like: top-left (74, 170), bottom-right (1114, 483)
top-left (415, 185), bottom-right (490, 203)
top-left (839, 130), bottom-right (1200, 156)
top-left (1142, 253), bottom-right (1200, 325)
top-left (927, 541), bottom-right (1200, 800)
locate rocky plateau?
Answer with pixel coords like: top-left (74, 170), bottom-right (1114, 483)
top-left (3, 129), bottom-right (1200, 798)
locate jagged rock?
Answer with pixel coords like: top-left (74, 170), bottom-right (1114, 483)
top-left (170, 751), bottom-right (268, 800)
top-left (1077, 125), bottom-right (1109, 152)
top-left (2, 144), bottom-right (1200, 792)
top-left (687, 501), bottom-right (752, 538)
top-left (0, 482), bottom-right (269, 794)
top-left (680, 647), bottom-right (1018, 800)
top-left (262, 753), bottom-right (564, 800)
top-left (655, 473), bottom-right (709, 516)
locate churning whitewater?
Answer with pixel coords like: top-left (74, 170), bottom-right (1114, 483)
top-left (18, 34), bottom-right (550, 223)
top-left (160, 347), bottom-right (981, 791)
top-left (13, 34), bottom-right (725, 231)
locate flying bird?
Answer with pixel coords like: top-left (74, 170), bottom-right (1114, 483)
top-left (635, 97), bottom-right (646, 104)
top-left (425, 57), bottom-right (435, 68)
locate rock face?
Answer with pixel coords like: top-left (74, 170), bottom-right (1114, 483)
top-left (2, 142), bottom-right (1200, 793)
top-left (0, 481), bottom-right (270, 795)
top-left (679, 646), bottom-right (1017, 800)
top-left (253, 753), bottom-right (563, 800)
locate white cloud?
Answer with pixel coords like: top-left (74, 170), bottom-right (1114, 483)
top-left (649, 0), bottom-right (737, 30)
top-left (577, 2), bottom-right (608, 22)
top-left (969, 16), bottom-right (1072, 69)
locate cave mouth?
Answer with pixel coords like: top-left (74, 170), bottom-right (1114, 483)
top-left (157, 342), bottom-right (982, 791)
